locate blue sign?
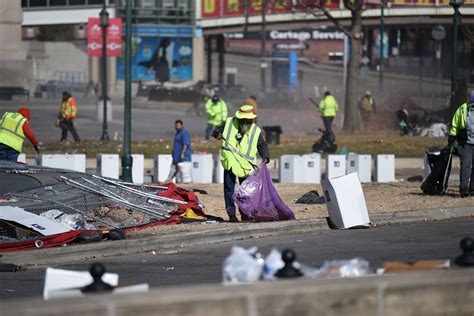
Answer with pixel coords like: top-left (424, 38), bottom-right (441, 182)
top-left (117, 25), bottom-right (193, 82)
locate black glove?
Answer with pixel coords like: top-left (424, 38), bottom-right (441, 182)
top-left (211, 129), bottom-right (221, 139)
top-left (263, 158), bottom-right (270, 164)
top-left (447, 135), bottom-right (456, 153)
top-left (34, 145), bottom-right (40, 154)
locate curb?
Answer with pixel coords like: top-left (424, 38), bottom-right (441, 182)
top-left (2, 206), bottom-right (473, 268)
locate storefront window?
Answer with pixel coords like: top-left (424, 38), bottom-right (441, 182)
top-left (50, 0), bottom-right (67, 5)
top-left (69, 0), bottom-right (86, 5)
top-left (29, 0), bottom-right (47, 6)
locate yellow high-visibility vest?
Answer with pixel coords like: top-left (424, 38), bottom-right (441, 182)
top-left (220, 117), bottom-right (260, 178)
top-left (206, 99), bottom-right (228, 126)
top-left (319, 95), bottom-right (339, 117)
top-left (0, 112), bottom-right (26, 152)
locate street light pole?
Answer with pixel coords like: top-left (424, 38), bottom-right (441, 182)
top-left (99, 3), bottom-right (110, 141)
top-left (121, 0), bottom-right (133, 182)
top-left (450, 0), bottom-right (463, 109)
top-left (260, 0), bottom-right (267, 94)
top-left (379, 1), bottom-right (384, 91)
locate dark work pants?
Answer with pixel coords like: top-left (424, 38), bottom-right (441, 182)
top-left (60, 119), bottom-right (80, 142)
top-left (0, 143), bottom-right (19, 161)
top-left (223, 169), bottom-right (247, 217)
top-left (459, 144), bottom-right (474, 193)
top-left (323, 116), bottom-right (335, 139)
top-left (205, 124), bottom-right (215, 140)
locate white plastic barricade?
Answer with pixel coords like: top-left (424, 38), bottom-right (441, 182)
top-left (96, 154), bottom-right (119, 179)
top-left (347, 154), bottom-right (372, 183)
top-left (17, 153), bottom-right (26, 164)
top-left (153, 154), bottom-right (173, 183)
top-left (302, 153), bottom-right (321, 183)
top-left (322, 173), bottom-right (371, 229)
top-left (40, 154), bottom-right (86, 173)
top-left (191, 154), bottom-right (213, 183)
top-left (279, 155), bottom-right (303, 183)
top-left (376, 154), bottom-right (395, 182)
top-left (279, 154), bottom-right (321, 183)
top-left (131, 154), bottom-right (144, 184)
top-left (213, 153), bottom-right (224, 183)
top-left (326, 155), bottom-right (346, 179)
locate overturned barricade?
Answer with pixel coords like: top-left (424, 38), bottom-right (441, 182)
top-left (0, 161), bottom-right (218, 252)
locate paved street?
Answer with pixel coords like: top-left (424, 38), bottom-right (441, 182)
top-left (1, 218), bottom-right (472, 301)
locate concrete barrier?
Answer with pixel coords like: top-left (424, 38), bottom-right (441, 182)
top-left (2, 269), bottom-right (473, 316)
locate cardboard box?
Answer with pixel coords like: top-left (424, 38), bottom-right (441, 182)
top-left (322, 172), bottom-right (370, 229)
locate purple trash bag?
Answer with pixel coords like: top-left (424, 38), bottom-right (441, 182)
top-left (233, 164), bottom-right (295, 222)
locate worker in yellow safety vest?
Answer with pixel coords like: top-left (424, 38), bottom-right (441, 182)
top-left (448, 91), bottom-right (474, 197)
top-left (56, 91), bottom-right (80, 142)
top-left (319, 91), bottom-right (339, 139)
top-left (360, 90), bottom-right (376, 121)
top-left (212, 104), bottom-right (270, 222)
top-left (205, 94), bottom-right (228, 140)
top-left (0, 107), bottom-right (40, 161)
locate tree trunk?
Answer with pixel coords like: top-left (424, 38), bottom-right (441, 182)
top-left (343, 9), bottom-right (363, 132)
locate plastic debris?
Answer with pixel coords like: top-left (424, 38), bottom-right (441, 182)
top-left (233, 164), bottom-right (295, 222)
top-left (222, 246), bottom-right (264, 284)
top-left (262, 248), bottom-right (284, 280)
top-left (302, 257), bottom-right (372, 279)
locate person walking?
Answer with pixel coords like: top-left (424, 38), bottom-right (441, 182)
top-left (166, 120), bottom-right (192, 183)
top-left (56, 91), bottom-right (80, 142)
top-left (360, 90), bottom-right (376, 121)
top-left (319, 91), bottom-right (339, 139)
top-left (212, 104), bottom-right (270, 222)
top-left (0, 107), bottom-right (40, 161)
top-left (205, 94), bottom-right (228, 140)
top-left (448, 91), bottom-right (474, 197)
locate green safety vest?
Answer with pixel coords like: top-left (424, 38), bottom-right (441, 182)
top-left (220, 117), bottom-right (261, 178)
top-left (206, 99), bottom-right (228, 126)
top-left (361, 96), bottom-right (374, 112)
top-left (449, 102), bottom-right (474, 144)
top-left (0, 112), bottom-right (26, 152)
top-left (319, 95), bottom-right (339, 117)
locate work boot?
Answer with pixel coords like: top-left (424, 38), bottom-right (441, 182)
top-left (229, 215), bottom-right (239, 223)
top-left (240, 213), bottom-right (250, 222)
top-left (461, 191), bottom-right (469, 198)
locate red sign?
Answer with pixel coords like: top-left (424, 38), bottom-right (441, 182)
top-left (202, 0), bottom-right (220, 18)
top-left (87, 17), bottom-right (122, 57)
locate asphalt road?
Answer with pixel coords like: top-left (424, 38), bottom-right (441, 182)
top-left (1, 218), bottom-right (472, 301)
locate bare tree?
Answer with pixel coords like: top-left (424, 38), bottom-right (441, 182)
top-left (296, 0), bottom-right (366, 132)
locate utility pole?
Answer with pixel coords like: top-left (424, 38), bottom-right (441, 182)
top-left (99, 2), bottom-right (110, 141)
top-left (121, 0), bottom-right (133, 182)
top-left (260, 0), bottom-right (267, 94)
top-left (379, 1), bottom-right (384, 91)
top-left (450, 0), bottom-right (463, 109)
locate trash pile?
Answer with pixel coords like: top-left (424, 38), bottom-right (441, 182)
top-left (233, 164), bottom-right (295, 222)
top-left (222, 239), bottom-right (474, 285)
top-left (0, 161), bottom-right (219, 252)
top-left (222, 246), bottom-right (373, 284)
